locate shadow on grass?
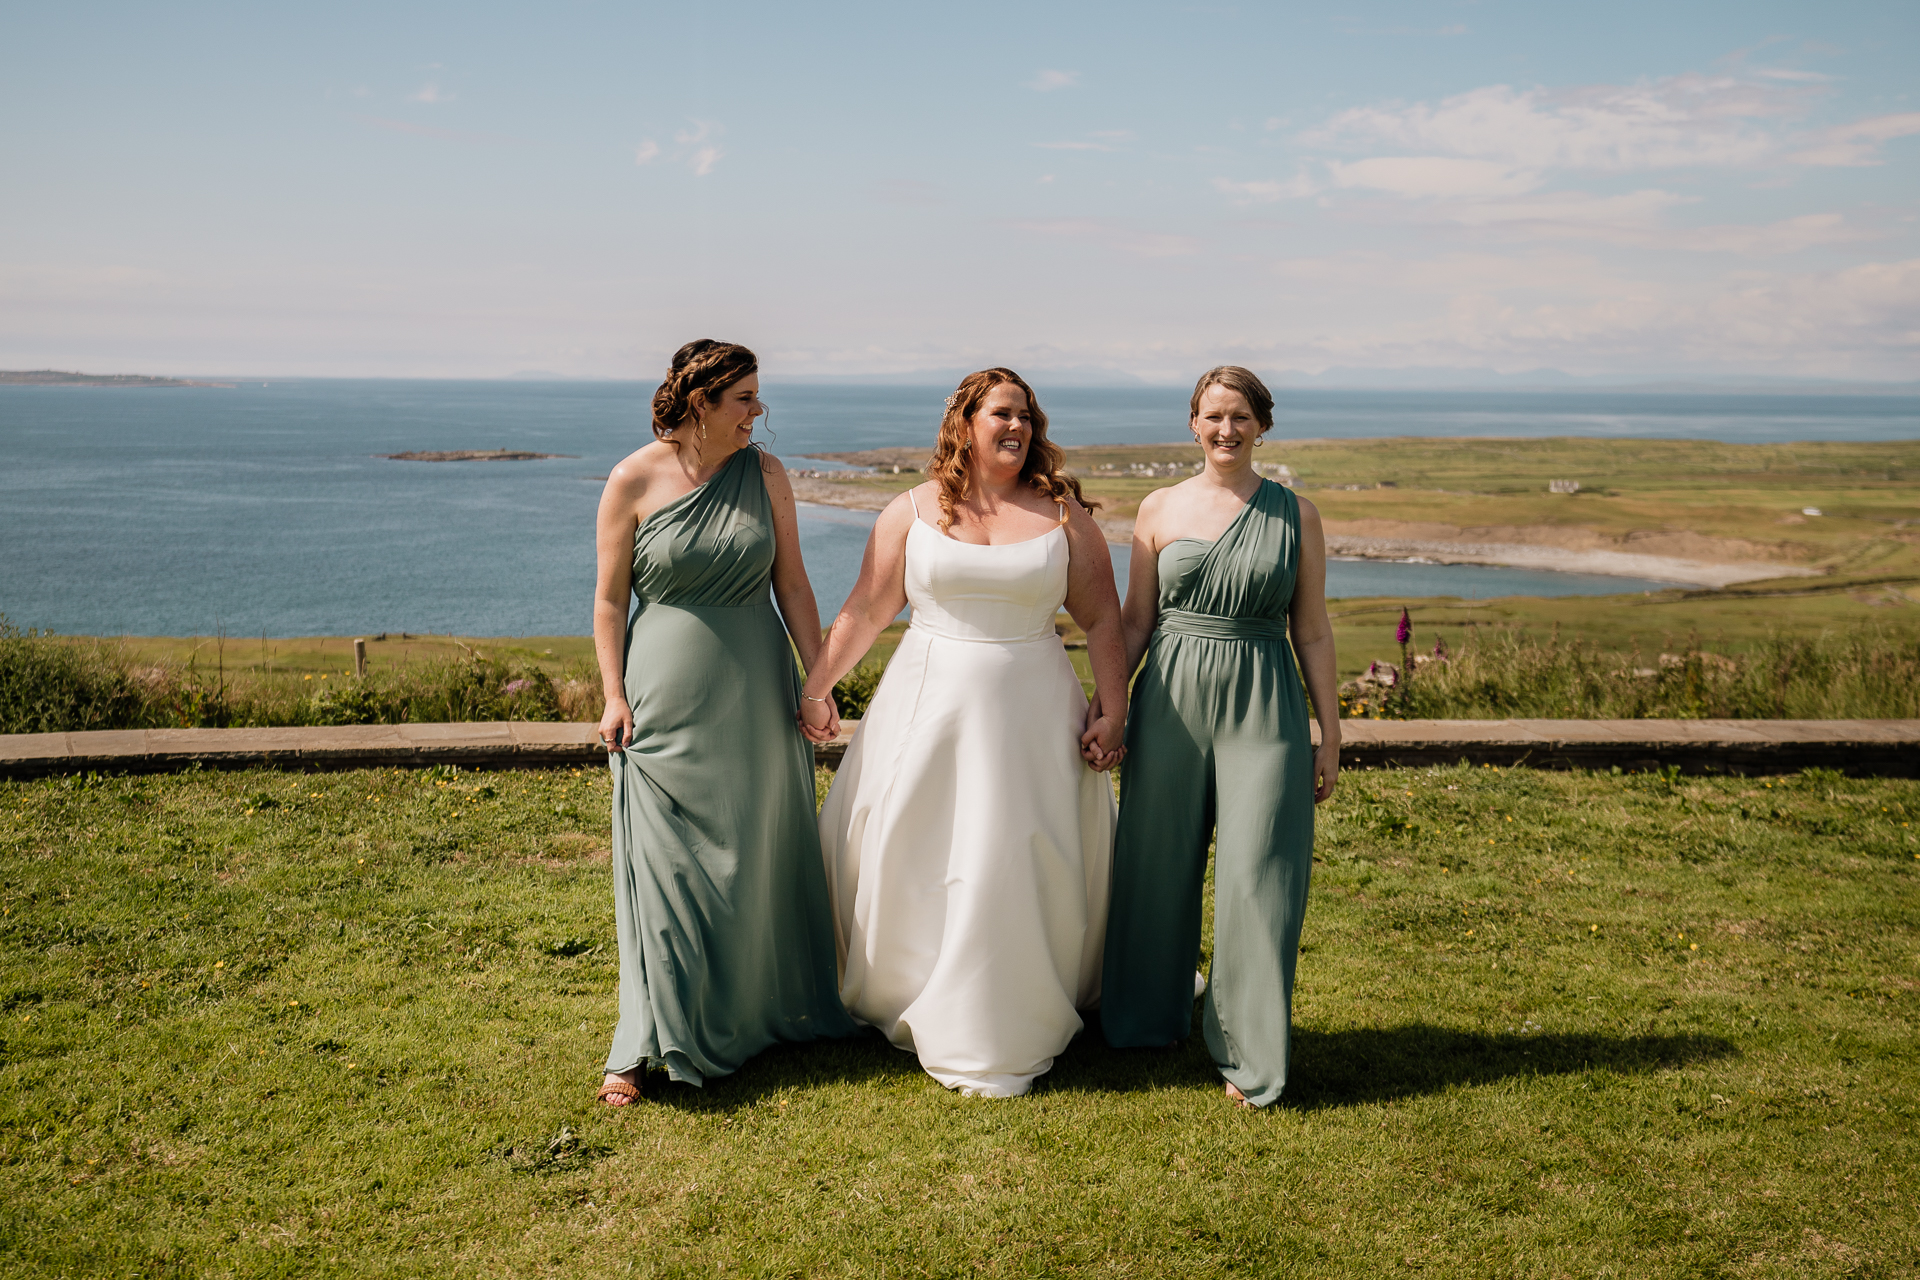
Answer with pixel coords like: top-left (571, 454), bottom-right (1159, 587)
top-left (1040, 1014), bottom-right (1737, 1109)
top-left (626, 1028), bottom-right (925, 1113)
top-left (1280, 1023), bottom-right (1737, 1111)
top-left (616, 1019), bottom-right (1736, 1114)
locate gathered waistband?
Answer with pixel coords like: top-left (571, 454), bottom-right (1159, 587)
top-left (633, 596), bottom-right (772, 612)
top-left (907, 621), bottom-right (1060, 646)
top-left (1156, 609), bottom-right (1288, 642)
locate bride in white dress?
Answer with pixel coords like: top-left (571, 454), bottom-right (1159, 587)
top-left (797, 368), bottom-right (1131, 1096)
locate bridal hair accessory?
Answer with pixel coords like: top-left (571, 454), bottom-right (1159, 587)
top-left (944, 393), bottom-right (959, 411)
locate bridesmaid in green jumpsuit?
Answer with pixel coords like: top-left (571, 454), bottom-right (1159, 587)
top-left (590, 340), bottom-right (854, 1105)
top-left (1098, 365), bottom-right (1342, 1107)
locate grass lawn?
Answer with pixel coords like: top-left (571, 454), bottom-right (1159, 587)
top-left (3, 762), bottom-right (1916, 1277)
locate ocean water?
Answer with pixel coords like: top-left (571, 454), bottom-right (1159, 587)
top-left (0, 379), bottom-right (1912, 638)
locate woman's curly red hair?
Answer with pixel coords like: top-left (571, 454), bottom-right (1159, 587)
top-left (925, 368), bottom-right (1096, 531)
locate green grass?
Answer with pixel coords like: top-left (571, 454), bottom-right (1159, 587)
top-left (1345, 625), bottom-right (1920, 720)
top-left (3, 764), bottom-right (1916, 1276)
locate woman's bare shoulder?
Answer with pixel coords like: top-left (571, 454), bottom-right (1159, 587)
top-left (872, 486), bottom-right (922, 535)
top-left (607, 441), bottom-right (675, 491)
top-left (1133, 476), bottom-right (1198, 533)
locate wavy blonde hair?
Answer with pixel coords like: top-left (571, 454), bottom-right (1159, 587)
top-left (925, 368), bottom-right (1096, 532)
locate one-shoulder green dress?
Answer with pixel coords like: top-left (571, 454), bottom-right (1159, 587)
top-left (605, 446), bottom-right (855, 1085)
top-left (1102, 479), bottom-right (1314, 1107)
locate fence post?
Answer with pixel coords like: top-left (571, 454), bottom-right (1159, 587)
top-left (354, 638), bottom-right (367, 678)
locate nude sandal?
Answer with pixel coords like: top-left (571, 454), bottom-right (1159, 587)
top-left (596, 1079), bottom-right (640, 1106)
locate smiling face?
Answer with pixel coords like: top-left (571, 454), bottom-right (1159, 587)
top-left (967, 382), bottom-right (1034, 477)
top-left (693, 373), bottom-right (764, 445)
top-left (1191, 384), bottom-right (1264, 471)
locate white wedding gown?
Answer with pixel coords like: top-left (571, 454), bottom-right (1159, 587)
top-left (819, 496), bottom-right (1115, 1096)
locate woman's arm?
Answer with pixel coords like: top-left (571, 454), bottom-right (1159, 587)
top-left (759, 453), bottom-right (825, 673)
top-left (1288, 497), bottom-right (1341, 803)
top-left (1084, 487), bottom-right (1163, 739)
top-left (1117, 487), bottom-right (1166, 673)
top-left (797, 489), bottom-right (916, 741)
top-left (592, 459), bottom-right (645, 753)
top-left (1062, 501), bottom-right (1129, 772)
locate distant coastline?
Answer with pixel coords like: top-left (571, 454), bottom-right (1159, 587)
top-left (0, 369), bottom-right (232, 388)
top-left (377, 449), bottom-right (578, 462)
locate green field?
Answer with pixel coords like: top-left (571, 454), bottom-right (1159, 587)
top-left (3, 764), bottom-right (1915, 1276)
top-left (809, 436), bottom-right (1920, 579)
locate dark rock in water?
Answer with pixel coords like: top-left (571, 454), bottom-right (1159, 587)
top-left (377, 449), bottom-right (578, 462)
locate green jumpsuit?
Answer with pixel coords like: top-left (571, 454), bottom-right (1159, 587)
top-left (605, 446), bottom-right (855, 1085)
top-left (1101, 479), bottom-right (1314, 1107)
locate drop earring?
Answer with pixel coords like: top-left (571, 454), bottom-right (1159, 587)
top-left (698, 418), bottom-right (708, 443)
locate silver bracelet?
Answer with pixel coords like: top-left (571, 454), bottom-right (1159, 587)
top-left (801, 694), bottom-right (829, 703)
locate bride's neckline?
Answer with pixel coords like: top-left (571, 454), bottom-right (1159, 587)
top-left (910, 518), bottom-right (1065, 549)
top-left (907, 487), bottom-right (1067, 548)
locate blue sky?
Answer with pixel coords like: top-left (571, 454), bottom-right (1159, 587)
top-left (3, 1), bottom-right (1916, 382)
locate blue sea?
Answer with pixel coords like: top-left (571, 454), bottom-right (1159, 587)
top-left (1, 380), bottom-right (1913, 638)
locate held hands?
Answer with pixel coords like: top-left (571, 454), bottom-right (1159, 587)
top-left (1080, 691), bottom-right (1126, 773)
top-left (598, 697), bottom-right (634, 754)
top-left (798, 691), bottom-right (841, 744)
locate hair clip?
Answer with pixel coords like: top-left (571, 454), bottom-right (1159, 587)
top-left (944, 393), bottom-right (959, 411)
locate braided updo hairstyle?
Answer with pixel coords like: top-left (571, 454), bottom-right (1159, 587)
top-left (650, 340), bottom-right (758, 444)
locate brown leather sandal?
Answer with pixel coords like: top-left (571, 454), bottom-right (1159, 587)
top-left (596, 1079), bottom-right (640, 1106)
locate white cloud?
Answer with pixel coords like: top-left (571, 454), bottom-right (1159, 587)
top-left (630, 120), bottom-right (724, 176)
top-left (1241, 251), bottom-right (1920, 375)
top-left (1787, 112), bottom-right (1920, 167)
top-left (1328, 156), bottom-right (1540, 198)
top-left (1010, 218), bottom-right (1200, 258)
top-left (1432, 188), bottom-right (1691, 229)
top-left (1029, 69), bottom-right (1079, 92)
top-left (410, 82), bottom-right (453, 105)
top-left (1414, 195), bottom-right (1860, 254)
top-left (1305, 76), bottom-right (1804, 172)
top-left (1213, 174), bottom-right (1319, 203)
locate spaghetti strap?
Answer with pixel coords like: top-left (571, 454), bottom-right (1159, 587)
top-left (1056, 501), bottom-right (1067, 524)
top-left (909, 488), bottom-right (921, 520)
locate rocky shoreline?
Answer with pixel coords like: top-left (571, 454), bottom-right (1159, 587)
top-left (377, 449), bottom-right (578, 462)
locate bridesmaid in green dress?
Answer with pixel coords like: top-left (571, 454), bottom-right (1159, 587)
top-left (1098, 365), bottom-right (1342, 1108)
top-left (591, 340), bottom-right (854, 1105)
